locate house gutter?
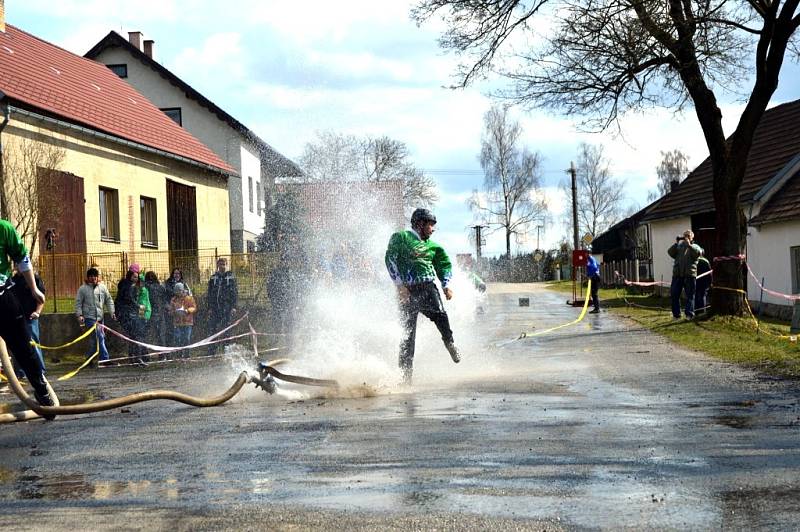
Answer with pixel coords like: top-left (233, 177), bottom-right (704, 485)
top-left (9, 105), bottom-right (235, 178)
top-left (0, 90), bottom-right (9, 218)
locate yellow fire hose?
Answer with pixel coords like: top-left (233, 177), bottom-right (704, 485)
top-left (0, 336), bottom-right (274, 424)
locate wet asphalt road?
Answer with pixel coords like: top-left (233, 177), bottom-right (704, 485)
top-left (1, 283), bottom-right (799, 531)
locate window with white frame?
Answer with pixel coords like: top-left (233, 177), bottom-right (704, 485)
top-left (99, 186), bottom-right (120, 242)
top-left (140, 196), bottom-right (158, 247)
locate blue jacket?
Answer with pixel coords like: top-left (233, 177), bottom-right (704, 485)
top-left (586, 255), bottom-right (600, 277)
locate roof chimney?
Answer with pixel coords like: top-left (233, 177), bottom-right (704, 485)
top-left (1, 0), bottom-right (6, 33)
top-left (128, 31), bottom-right (143, 51)
top-left (669, 179), bottom-right (680, 192)
top-left (143, 39), bottom-right (154, 59)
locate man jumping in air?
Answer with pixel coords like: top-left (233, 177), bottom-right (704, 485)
top-left (385, 208), bottom-right (460, 384)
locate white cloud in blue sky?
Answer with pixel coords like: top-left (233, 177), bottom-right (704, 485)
top-left (8, 0), bottom-right (800, 256)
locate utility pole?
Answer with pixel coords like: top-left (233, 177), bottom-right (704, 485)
top-left (536, 224), bottom-right (544, 250)
top-left (472, 224), bottom-right (485, 260)
top-left (569, 161), bottom-right (579, 250)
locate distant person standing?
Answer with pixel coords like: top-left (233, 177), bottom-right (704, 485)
top-left (694, 252), bottom-right (712, 312)
top-left (75, 267), bottom-right (115, 365)
top-left (385, 208), bottom-right (460, 384)
top-left (0, 219), bottom-right (54, 415)
top-left (168, 282), bottom-right (196, 358)
top-left (10, 269), bottom-right (46, 376)
top-left (115, 264), bottom-right (141, 362)
top-left (144, 271), bottom-right (168, 347)
top-left (586, 253), bottom-right (601, 314)
top-left (668, 230), bottom-right (704, 319)
top-left (206, 257), bottom-right (238, 355)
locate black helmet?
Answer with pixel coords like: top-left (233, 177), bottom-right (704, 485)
top-left (411, 208), bottom-right (437, 226)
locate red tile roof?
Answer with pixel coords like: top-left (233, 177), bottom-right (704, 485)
top-left (643, 99), bottom-right (800, 222)
top-left (0, 24), bottom-right (234, 174)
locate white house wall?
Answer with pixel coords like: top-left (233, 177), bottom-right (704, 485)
top-left (92, 46), bottom-right (251, 249)
top-left (240, 143), bottom-right (264, 244)
top-left (747, 220), bottom-right (800, 306)
top-left (649, 217), bottom-right (692, 284)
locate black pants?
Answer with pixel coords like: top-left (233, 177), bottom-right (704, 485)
top-left (207, 312), bottom-right (232, 355)
top-left (0, 285), bottom-right (48, 395)
top-left (398, 282), bottom-right (453, 378)
top-left (590, 274), bottom-right (601, 309)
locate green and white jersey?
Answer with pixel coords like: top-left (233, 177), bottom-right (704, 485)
top-left (385, 229), bottom-right (452, 288)
top-left (0, 219), bottom-right (31, 285)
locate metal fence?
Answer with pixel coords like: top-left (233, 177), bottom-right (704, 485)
top-left (37, 247), bottom-right (280, 312)
top-left (600, 259), bottom-right (654, 287)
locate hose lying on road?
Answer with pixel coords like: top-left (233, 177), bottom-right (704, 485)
top-left (0, 336), bottom-right (273, 424)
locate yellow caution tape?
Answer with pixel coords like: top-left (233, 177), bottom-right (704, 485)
top-left (519, 279), bottom-right (592, 339)
top-left (57, 332), bottom-right (100, 381)
top-left (34, 323), bottom-right (97, 350)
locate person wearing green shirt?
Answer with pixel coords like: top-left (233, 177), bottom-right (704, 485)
top-left (0, 219), bottom-right (56, 418)
top-left (385, 208), bottom-right (460, 384)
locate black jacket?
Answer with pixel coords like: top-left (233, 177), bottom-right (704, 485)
top-left (207, 271), bottom-right (237, 316)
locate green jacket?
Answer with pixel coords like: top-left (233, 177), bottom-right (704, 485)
top-left (385, 229), bottom-right (452, 288)
top-left (0, 219), bottom-right (30, 286)
top-left (668, 241), bottom-right (704, 277)
top-left (136, 285), bottom-right (152, 320)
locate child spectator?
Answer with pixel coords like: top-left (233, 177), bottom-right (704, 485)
top-left (169, 282), bottom-right (196, 358)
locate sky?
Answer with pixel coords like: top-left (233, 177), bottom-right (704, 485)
top-left (8, 1), bottom-right (800, 257)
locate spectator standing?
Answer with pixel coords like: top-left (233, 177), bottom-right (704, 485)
top-left (144, 271), bottom-right (168, 347)
top-left (586, 253), bottom-right (601, 314)
top-left (668, 230), bottom-right (704, 319)
top-left (164, 267), bottom-right (190, 345)
top-left (133, 273), bottom-right (152, 364)
top-left (0, 219), bottom-right (54, 416)
top-left (385, 208), bottom-right (460, 384)
top-left (10, 270), bottom-right (46, 376)
top-left (168, 282), bottom-right (196, 358)
top-left (206, 257), bottom-right (238, 355)
top-left (75, 267), bottom-right (115, 365)
top-left (115, 264), bottom-right (141, 363)
top-left (694, 253), bottom-right (712, 313)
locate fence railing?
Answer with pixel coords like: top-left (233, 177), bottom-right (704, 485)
top-left (600, 259), bottom-right (653, 287)
top-left (37, 248), bottom-right (280, 312)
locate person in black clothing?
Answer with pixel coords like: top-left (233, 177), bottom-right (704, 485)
top-left (115, 264), bottom-right (141, 360)
top-left (206, 257), bottom-right (238, 355)
top-left (694, 253), bottom-right (712, 313)
top-left (144, 271), bottom-right (168, 348)
top-left (0, 219), bottom-right (54, 418)
top-left (10, 270), bottom-right (46, 378)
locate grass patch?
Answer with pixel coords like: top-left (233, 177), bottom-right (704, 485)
top-left (547, 284), bottom-right (800, 379)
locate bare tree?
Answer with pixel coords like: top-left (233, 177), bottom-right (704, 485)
top-left (2, 135), bottom-right (65, 257)
top-left (470, 105), bottom-right (548, 259)
top-left (648, 149), bottom-right (690, 201)
top-left (297, 131), bottom-right (438, 211)
top-left (574, 143), bottom-right (624, 239)
top-left (413, 0), bottom-right (800, 315)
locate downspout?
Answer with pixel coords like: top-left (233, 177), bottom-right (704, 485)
top-left (0, 89), bottom-right (9, 219)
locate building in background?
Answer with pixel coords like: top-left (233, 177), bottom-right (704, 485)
top-left (0, 19), bottom-right (234, 296)
top-left (86, 30), bottom-right (303, 253)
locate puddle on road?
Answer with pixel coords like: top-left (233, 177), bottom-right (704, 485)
top-left (13, 472), bottom-right (182, 501)
top-left (712, 415), bottom-right (754, 429)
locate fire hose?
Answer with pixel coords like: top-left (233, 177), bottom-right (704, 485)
top-left (0, 335), bottom-right (338, 423)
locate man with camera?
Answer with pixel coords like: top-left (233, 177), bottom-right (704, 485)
top-left (667, 230), bottom-right (704, 319)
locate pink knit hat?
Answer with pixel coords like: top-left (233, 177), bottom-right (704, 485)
top-left (128, 263), bottom-right (141, 274)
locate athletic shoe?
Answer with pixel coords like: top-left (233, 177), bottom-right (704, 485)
top-left (589, 308), bottom-right (600, 314)
top-left (445, 342), bottom-right (461, 363)
top-left (34, 390), bottom-right (56, 421)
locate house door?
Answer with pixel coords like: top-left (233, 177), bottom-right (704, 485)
top-left (166, 180), bottom-right (199, 282)
top-left (38, 170), bottom-right (86, 298)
